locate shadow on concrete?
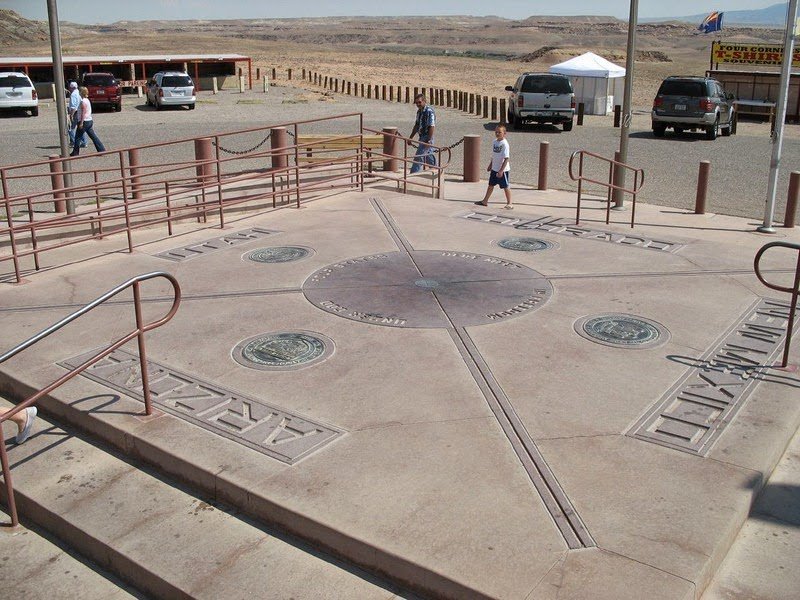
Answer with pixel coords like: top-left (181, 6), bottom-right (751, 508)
top-left (751, 483), bottom-right (800, 527)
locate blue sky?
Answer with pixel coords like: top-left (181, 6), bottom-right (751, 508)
top-left (0, 0), bottom-right (783, 23)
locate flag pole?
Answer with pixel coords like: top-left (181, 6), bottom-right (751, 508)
top-left (759, 0), bottom-right (798, 233)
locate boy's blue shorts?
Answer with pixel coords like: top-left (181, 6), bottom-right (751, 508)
top-left (489, 170), bottom-right (510, 189)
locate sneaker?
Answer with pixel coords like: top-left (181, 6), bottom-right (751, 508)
top-left (15, 407), bottom-right (37, 444)
top-left (474, 200), bottom-right (488, 206)
top-left (503, 204), bottom-right (514, 210)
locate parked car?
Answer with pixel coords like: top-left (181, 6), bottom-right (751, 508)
top-left (0, 71), bottom-right (38, 116)
top-left (79, 72), bottom-right (122, 112)
top-left (505, 73), bottom-right (575, 131)
top-left (651, 76), bottom-right (735, 140)
top-left (146, 72), bottom-right (196, 110)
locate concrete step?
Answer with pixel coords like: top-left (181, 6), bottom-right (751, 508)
top-left (0, 507), bottom-right (139, 600)
top-left (0, 401), bottom-right (409, 600)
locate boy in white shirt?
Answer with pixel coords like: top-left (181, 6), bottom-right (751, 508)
top-left (475, 125), bottom-right (512, 209)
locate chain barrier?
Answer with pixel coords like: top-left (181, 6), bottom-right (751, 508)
top-left (213, 133), bottom-right (271, 156)
top-left (286, 130), bottom-right (295, 139)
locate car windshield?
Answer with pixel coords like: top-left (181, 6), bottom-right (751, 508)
top-left (659, 80), bottom-right (706, 96)
top-left (521, 77), bottom-right (571, 94)
top-left (83, 75), bottom-right (116, 86)
top-left (162, 76), bottom-right (192, 87)
top-left (0, 76), bottom-right (32, 88)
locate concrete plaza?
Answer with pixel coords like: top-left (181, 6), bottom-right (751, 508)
top-left (1, 179), bottom-right (799, 599)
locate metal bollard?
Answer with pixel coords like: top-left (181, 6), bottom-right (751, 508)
top-left (263, 77), bottom-right (269, 93)
top-left (577, 103), bottom-right (585, 126)
top-left (212, 77), bottom-right (218, 94)
top-left (239, 76), bottom-right (245, 93)
top-left (695, 160), bottom-right (711, 214)
top-left (271, 68), bottom-right (276, 80)
top-left (128, 148), bottom-right (142, 200)
top-left (538, 142), bottom-right (549, 191)
top-left (48, 155), bottom-right (66, 213)
top-left (613, 105), bottom-right (621, 128)
top-left (500, 98), bottom-right (507, 124)
top-left (482, 96), bottom-right (489, 119)
top-left (382, 127), bottom-right (399, 172)
top-left (785, 171), bottom-right (799, 228)
top-left (270, 127), bottom-right (289, 171)
top-left (469, 94), bottom-right (475, 114)
top-left (194, 138), bottom-right (214, 188)
top-left (463, 135), bottom-right (481, 183)
top-left (287, 68), bottom-right (292, 80)
top-left (491, 97), bottom-right (497, 121)
top-left (256, 67), bottom-right (261, 79)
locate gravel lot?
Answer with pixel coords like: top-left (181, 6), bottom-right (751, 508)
top-left (1, 82), bottom-right (798, 222)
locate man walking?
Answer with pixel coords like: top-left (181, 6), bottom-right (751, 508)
top-left (407, 93), bottom-right (436, 174)
top-left (67, 81), bottom-right (86, 148)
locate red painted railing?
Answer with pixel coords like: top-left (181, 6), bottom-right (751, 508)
top-left (0, 113), bottom-right (451, 283)
top-left (754, 241), bottom-right (800, 368)
top-left (0, 271), bottom-right (181, 527)
top-left (568, 150), bottom-right (645, 228)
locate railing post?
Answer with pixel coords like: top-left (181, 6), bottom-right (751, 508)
top-left (128, 147), bottom-right (142, 200)
top-left (194, 137), bottom-right (213, 187)
top-left (463, 135), bottom-right (480, 183)
top-left (48, 155), bottom-right (67, 213)
top-left (785, 171), bottom-right (799, 228)
top-left (0, 441), bottom-right (18, 526)
top-left (214, 136), bottom-right (224, 227)
top-left (382, 127), bottom-right (399, 172)
top-left (695, 160), bottom-right (711, 215)
top-left (132, 281), bottom-right (153, 416)
top-left (538, 141), bottom-right (549, 191)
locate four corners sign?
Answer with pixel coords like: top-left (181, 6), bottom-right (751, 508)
top-left (712, 41), bottom-right (800, 68)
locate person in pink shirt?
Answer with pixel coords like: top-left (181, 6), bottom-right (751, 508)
top-left (70, 87), bottom-right (105, 156)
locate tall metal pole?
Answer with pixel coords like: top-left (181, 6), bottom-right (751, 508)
top-left (614, 0), bottom-right (639, 209)
top-left (759, 0), bottom-right (798, 233)
top-left (46, 0), bottom-right (74, 214)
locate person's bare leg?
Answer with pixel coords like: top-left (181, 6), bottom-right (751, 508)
top-left (0, 407), bottom-right (27, 432)
top-left (504, 187), bottom-right (512, 207)
top-left (478, 185), bottom-right (494, 205)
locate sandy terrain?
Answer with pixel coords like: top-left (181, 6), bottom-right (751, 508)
top-left (1, 12), bottom-right (786, 108)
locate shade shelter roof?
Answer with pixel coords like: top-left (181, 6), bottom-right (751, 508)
top-left (549, 52), bottom-right (626, 78)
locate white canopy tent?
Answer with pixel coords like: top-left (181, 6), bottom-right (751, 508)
top-left (549, 52), bottom-right (626, 116)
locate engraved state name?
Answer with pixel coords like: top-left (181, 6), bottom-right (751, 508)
top-left (319, 300), bottom-right (407, 326)
top-left (630, 298), bottom-right (798, 455)
top-left (440, 251), bottom-right (522, 269)
top-left (60, 349), bottom-right (342, 464)
top-left (309, 254), bottom-right (388, 283)
top-left (460, 211), bottom-right (683, 253)
top-left (486, 289), bottom-right (551, 320)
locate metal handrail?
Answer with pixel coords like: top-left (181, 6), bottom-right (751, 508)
top-left (0, 271), bottom-right (181, 527)
top-left (568, 150), bottom-right (645, 228)
top-left (754, 241), bottom-right (800, 368)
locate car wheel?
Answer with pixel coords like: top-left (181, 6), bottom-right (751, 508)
top-left (562, 119), bottom-right (573, 132)
top-left (653, 124), bottom-right (666, 137)
top-left (674, 127), bottom-right (684, 135)
top-left (189, 103), bottom-right (195, 110)
top-left (705, 119), bottom-right (718, 141)
top-left (30, 107), bottom-right (38, 117)
top-left (721, 122), bottom-right (731, 136)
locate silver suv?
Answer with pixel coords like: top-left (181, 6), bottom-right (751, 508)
top-left (146, 71), bottom-right (196, 110)
top-left (651, 76), bottom-right (735, 140)
top-left (505, 73), bottom-right (575, 131)
top-left (0, 72), bottom-right (38, 116)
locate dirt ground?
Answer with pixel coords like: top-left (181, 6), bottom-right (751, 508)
top-left (1, 13), bottom-right (786, 109)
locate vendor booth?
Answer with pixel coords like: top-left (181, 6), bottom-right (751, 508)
top-left (549, 52), bottom-right (625, 116)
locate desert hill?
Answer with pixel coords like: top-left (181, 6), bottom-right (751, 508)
top-left (0, 10), bottom-right (784, 106)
